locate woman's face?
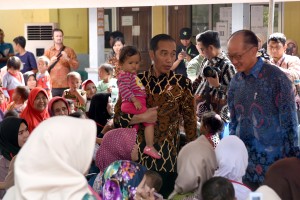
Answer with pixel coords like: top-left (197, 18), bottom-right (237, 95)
top-left (27, 76), bottom-right (37, 90)
top-left (18, 122), bottom-right (29, 147)
top-left (113, 41), bottom-right (124, 56)
top-left (33, 92), bottom-right (48, 112)
top-left (131, 144), bottom-right (139, 162)
top-left (85, 82), bottom-right (97, 99)
top-left (52, 100), bottom-right (69, 116)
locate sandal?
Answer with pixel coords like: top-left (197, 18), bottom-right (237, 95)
top-left (143, 146), bottom-right (161, 159)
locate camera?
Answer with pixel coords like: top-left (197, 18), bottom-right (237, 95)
top-left (203, 66), bottom-right (221, 78)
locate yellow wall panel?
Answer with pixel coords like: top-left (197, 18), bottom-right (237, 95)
top-left (284, 2), bottom-right (300, 49)
top-left (152, 6), bottom-right (167, 36)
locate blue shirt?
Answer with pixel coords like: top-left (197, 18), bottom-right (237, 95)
top-left (0, 42), bottom-right (14, 68)
top-left (228, 57), bottom-right (299, 184)
top-left (16, 51), bottom-right (37, 73)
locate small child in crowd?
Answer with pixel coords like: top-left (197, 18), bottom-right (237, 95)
top-left (97, 63), bottom-right (118, 103)
top-left (36, 56), bottom-right (52, 98)
top-left (2, 56), bottom-right (25, 102)
top-left (199, 111), bottom-right (223, 148)
top-left (63, 72), bottom-right (87, 112)
top-left (137, 170), bottom-right (163, 200)
top-left (6, 86), bottom-right (29, 114)
top-left (23, 71), bottom-right (37, 91)
top-left (82, 79), bottom-right (97, 112)
top-left (118, 46), bottom-right (160, 159)
top-left (0, 88), bottom-right (8, 113)
top-left (202, 177), bottom-right (236, 200)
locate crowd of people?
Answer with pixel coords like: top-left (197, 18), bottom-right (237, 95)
top-left (0, 26), bottom-right (299, 200)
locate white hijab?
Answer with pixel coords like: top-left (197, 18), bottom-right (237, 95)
top-left (214, 135), bottom-right (248, 182)
top-left (4, 116), bottom-right (96, 200)
top-left (170, 135), bottom-right (217, 199)
top-left (246, 186), bottom-right (281, 200)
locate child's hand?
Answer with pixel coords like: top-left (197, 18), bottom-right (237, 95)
top-left (107, 87), bottom-right (112, 93)
top-left (134, 100), bottom-right (142, 110)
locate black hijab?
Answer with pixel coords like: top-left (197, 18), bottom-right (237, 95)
top-left (0, 117), bottom-right (28, 161)
top-left (87, 93), bottom-right (111, 136)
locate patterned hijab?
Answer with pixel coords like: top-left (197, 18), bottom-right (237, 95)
top-left (96, 128), bottom-right (137, 172)
top-left (101, 160), bottom-right (146, 200)
top-left (0, 117), bottom-right (27, 161)
top-left (3, 116), bottom-right (97, 200)
top-left (20, 87), bottom-right (49, 133)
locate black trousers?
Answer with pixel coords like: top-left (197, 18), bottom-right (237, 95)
top-left (51, 88), bottom-right (68, 97)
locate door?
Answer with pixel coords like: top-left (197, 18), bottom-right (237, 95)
top-left (118, 7), bottom-right (152, 72)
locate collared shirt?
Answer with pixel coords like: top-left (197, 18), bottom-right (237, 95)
top-left (44, 46), bottom-right (78, 88)
top-left (114, 67), bottom-right (197, 172)
top-left (228, 57), bottom-right (299, 184)
top-left (270, 53), bottom-right (300, 83)
top-left (175, 43), bottom-right (199, 77)
top-left (194, 52), bottom-right (236, 122)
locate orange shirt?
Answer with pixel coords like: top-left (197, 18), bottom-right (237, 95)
top-left (44, 46), bottom-right (79, 88)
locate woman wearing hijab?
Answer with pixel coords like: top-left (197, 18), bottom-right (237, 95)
top-left (88, 93), bottom-right (113, 137)
top-left (93, 128), bottom-right (139, 194)
top-left (20, 87), bottom-right (49, 133)
top-left (214, 135), bottom-right (251, 200)
top-left (3, 116), bottom-right (100, 200)
top-left (263, 157), bottom-right (300, 200)
top-left (48, 96), bottom-right (69, 117)
top-left (168, 135), bottom-right (217, 200)
top-left (0, 117), bottom-right (29, 198)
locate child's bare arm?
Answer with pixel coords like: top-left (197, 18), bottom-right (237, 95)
top-left (72, 89), bottom-right (87, 105)
top-left (131, 96), bottom-right (142, 110)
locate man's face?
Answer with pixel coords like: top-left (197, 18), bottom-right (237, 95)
top-left (198, 41), bottom-right (215, 60)
top-left (53, 31), bottom-right (63, 45)
top-left (227, 35), bottom-right (257, 74)
top-left (180, 39), bottom-right (191, 47)
top-left (0, 31), bottom-right (4, 43)
top-left (149, 40), bottom-right (176, 76)
top-left (268, 40), bottom-right (286, 60)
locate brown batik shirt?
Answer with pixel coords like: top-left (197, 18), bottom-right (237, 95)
top-left (114, 67), bottom-right (197, 172)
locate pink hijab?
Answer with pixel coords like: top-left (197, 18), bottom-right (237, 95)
top-left (95, 128), bottom-right (137, 172)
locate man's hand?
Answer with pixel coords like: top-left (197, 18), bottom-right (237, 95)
top-left (206, 73), bottom-right (220, 88)
top-left (142, 107), bottom-right (158, 123)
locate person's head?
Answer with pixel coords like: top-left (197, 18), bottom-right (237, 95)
top-left (13, 36), bottom-right (26, 52)
top-left (200, 111), bottom-right (224, 135)
top-left (48, 97), bottom-right (69, 117)
top-left (202, 177), bottom-right (236, 200)
top-left (109, 31), bottom-right (124, 47)
top-left (144, 170), bottom-right (163, 192)
top-left (0, 117), bottom-right (29, 161)
top-left (12, 86), bottom-right (29, 103)
top-left (0, 88), bottom-right (6, 105)
top-left (195, 33), bottom-right (204, 56)
top-left (98, 63), bottom-right (114, 81)
top-left (52, 28), bottom-right (64, 45)
top-left (214, 135), bottom-right (248, 182)
top-left (96, 128), bottom-right (138, 172)
top-left (37, 56), bottom-right (50, 74)
top-left (197, 30), bottom-right (221, 60)
top-left (0, 29), bottom-right (5, 43)
top-left (81, 79), bottom-right (96, 99)
top-left (286, 39), bottom-right (299, 56)
top-left (67, 71), bottom-right (82, 90)
top-left (4, 110), bottom-right (19, 118)
top-left (268, 32), bottom-right (287, 61)
top-left (102, 160), bottom-right (147, 200)
top-left (7, 56), bottom-right (22, 73)
top-left (66, 99), bottom-right (75, 113)
top-left (227, 29), bottom-right (259, 75)
top-left (179, 27), bottom-right (192, 47)
top-left (23, 71), bottom-right (37, 90)
top-left (30, 88), bottom-right (49, 112)
top-left (149, 34), bottom-right (176, 77)
top-left (112, 37), bottom-right (125, 56)
top-left (119, 46), bottom-right (141, 74)
top-left (8, 116), bottom-right (96, 199)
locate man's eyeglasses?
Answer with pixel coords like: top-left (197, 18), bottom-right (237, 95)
top-left (227, 46), bottom-right (255, 61)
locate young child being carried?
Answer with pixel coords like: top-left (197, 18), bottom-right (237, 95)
top-left (36, 56), bottom-right (52, 98)
top-left (6, 86), bottom-right (29, 114)
top-left (2, 56), bottom-right (25, 102)
top-left (63, 72), bottom-right (87, 112)
top-left (118, 46), bottom-right (161, 159)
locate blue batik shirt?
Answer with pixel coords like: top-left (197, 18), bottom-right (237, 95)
top-left (228, 57), bottom-right (299, 184)
top-left (0, 42), bottom-right (14, 68)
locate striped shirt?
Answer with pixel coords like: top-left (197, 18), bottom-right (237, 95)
top-left (117, 71), bottom-right (146, 102)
